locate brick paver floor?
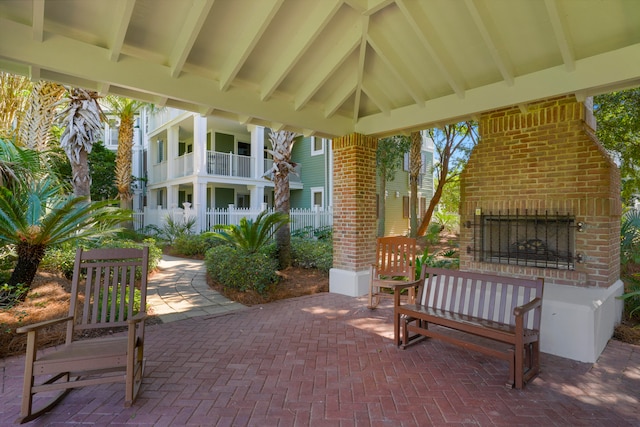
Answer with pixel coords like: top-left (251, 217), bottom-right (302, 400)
top-left (1, 292), bottom-right (638, 426)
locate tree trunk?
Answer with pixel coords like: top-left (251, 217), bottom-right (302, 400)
top-left (7, 242), bottom-right (46, 297)
top-left (274, 169), bottom-right (291, 269)
top-left (377, 175), bottom-right (386, 237)
top-left (409, 131), bottom-right (422, 237)
top-left (71, 149), bottom-right (91, 200)
top-left (417, 175), bottom-right (446, 236)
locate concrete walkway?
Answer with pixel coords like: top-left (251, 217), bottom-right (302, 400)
top-left (146, 255), bottom-right (246, 323)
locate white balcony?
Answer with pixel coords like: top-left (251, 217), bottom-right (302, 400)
top-left (207, 151), bottom-right (252, 178)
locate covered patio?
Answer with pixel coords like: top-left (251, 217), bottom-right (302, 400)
top-left (1, 0), bottom-right (640, 415)
top-left (1, 293), bottom-right (638, 425)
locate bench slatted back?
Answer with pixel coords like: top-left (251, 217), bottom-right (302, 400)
top-left (419, 268), bottom-right (544, 329)
top-left (374, 236), bottom-right (416, 280)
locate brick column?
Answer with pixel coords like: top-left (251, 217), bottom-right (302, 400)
top-left (329, 133), bottom-right (377, 296)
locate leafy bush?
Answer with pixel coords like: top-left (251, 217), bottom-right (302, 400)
top-left (433, 211), bottom-right (460, 233)
top-left (619, 275), bottom-right (640, 321)
top-left (291, 237), bottom-right (333, 273)
top-left (97, 286), bottom-right (141, 322)
top-left (291, 225), bottom-right (332, 240)
top-left (205, 245), bottom-right (279, 294)
top-left (415, 247), bottom-right (459, 279)
top-left (173, 232), bottom-right (226, 257)
top-left (41, 238), bottom-right (162, 278)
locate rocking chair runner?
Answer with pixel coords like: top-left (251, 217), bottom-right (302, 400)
top-left (368, 236), bottom-right (417, 309)
top-left (16, 247), bottom-right (150, 424)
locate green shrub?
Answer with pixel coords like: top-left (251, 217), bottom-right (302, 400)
top-left (41, 238), bottom-right (162, 278)
top-left (172, 232), bottom-right (229, 257)
top-left (291, 237), bottom-right (333, 273)
top-left (97, 286), bottom-right (141, 322)
top-left (619, 275), bottom-right (640, 321)
top-left (205, 245), bottom-right (279, 294)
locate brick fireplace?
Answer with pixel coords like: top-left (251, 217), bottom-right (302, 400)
top-left (459, 95), bottom-right (624, 362)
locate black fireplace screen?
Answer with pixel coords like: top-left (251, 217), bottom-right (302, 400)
top-left (472, 210), bottom-right (577, 270)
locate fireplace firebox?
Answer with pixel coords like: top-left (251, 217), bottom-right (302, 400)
top-left (469, 210), bottom-right (580, 270)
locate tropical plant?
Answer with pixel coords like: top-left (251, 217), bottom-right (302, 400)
top-left (265, 130), bottom-right (300, 268)
top-left (620, 209), bottom-right (640, 268)
top-left (0, 72), bottom-right (31, 141)
top-left (102, 96), bottom-right (147, 210)
top-left (0, 177), bottom-right (129, 303)
top-left (212, 211), bottom-right (289, 254)
top-left (17, 80), bottom-right (65, 151)
top-left (0, 138), bottom-right (42, 189)
top-left (376, 135), bottom-right (411, 236)
top-left (57, 88), bottom-right (105, 199)
top-left (433, 210), bottom-right (459, 234)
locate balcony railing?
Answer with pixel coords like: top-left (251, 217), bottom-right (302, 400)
top-left (148, 151), bottom-right (302, 183)
top-left (207, 151), bottom-right (252, 178)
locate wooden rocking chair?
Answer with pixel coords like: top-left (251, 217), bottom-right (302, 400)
top-left (16, 247), bottom-right (150, 424)
top-left (368, 236), bottom-right (417, 309)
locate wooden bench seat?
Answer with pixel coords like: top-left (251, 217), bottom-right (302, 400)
top-left (393, 268), bottom-right (544, 389)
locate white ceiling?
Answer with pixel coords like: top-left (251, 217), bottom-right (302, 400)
top-left (1, 0), bottom-right (639, 138)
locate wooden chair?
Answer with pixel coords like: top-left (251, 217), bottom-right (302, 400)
top-left (16, 247), bottom-right (150, 424)
top-left (368, 236), bottom-right (417, 309)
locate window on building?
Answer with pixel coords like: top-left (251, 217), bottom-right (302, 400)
top-left (403, 196), bottom-right (409, 218)
top-left (311, 137), bottom-right (324, 156)
top-left (156, 189), bottom-right (164, 208)
top-left (157, 139), bottom-right (164, 163)
top-left (311, 187), bottom-right (324, 208)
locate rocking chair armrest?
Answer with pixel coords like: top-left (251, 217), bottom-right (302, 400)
top-left (16, 316), bottom-right (74, 334)
top-left (126, 312), bottom-right (148, 325)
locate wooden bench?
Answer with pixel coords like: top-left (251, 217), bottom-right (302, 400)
top-left (393, 268), bottom-right (544, 389)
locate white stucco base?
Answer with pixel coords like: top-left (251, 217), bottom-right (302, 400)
top-left (329, 268), bottom-right (371, 297)
top-left (329, 269), bottom-right (625, 363)
top-left (540, 279), bottom-right (624, 363)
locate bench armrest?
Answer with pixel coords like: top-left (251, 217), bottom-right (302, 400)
top-left (16, 315), bottom-right (74, 334)
top-left (513, 297), bottom-right (542, 317)
top-left (393, 278), bottom-right (423, 307)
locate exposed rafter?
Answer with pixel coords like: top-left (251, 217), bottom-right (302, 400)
top-left (294, 18), bottom-right (363, 112)
top-left (170, 0), bottom-right (215, 78)
top-left (396, 0), bottom-right (465, 98)
top-left (219, 0), bottom-right (284, 92)
top-left (367, 28), bottom-right (425, 107)
top-left (352, 15), bottom-right (369, 123)
top-left (260, 0), bottom-right (341, 101)
top-left (544, 0), bottom-right (575, 72)
top-left (109, 0), bottom-right (136, 62)
top-left (32, 0), bottom-right (44, 43)
top-left (464, 0), bottom-right (514, 86)
top-left (324, 74), bottom-right (357, 119)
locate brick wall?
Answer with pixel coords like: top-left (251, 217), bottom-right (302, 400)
top-left (460, 95), bottom-right (621, 288)
top-left (332, 133), bottom-right (377, 271)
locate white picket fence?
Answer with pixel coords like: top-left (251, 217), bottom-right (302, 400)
top-left (133, 205), bottom-right (332, 236)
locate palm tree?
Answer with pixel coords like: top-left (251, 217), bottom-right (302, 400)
top-left (103, 96), bottom-right (147, 210)
top-left (265, 130), bottom-right (300, 268)
top-left (0, 138), bottom-right (41, 189)
top-left (409, 131), bottom-right (423, 237)
top-left (57, 88), bottom-right (105, 199)
top-left (18, 80), bottom-right (65, 151)
top-left (0, 72), bottom-right (31, 141)
top-left (0, 177), bottom-right (129, 302)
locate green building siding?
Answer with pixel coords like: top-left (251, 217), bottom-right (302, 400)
top-left (291, 137), bottom-right (330, 209)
